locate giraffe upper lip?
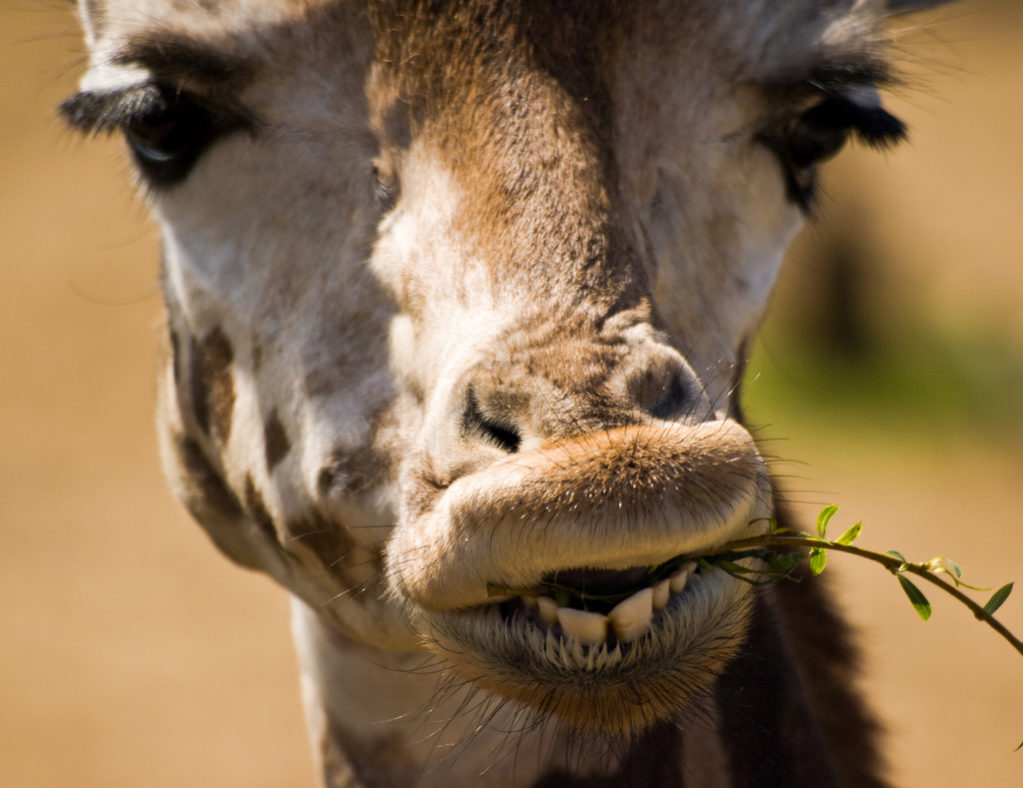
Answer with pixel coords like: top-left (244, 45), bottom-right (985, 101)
top-left (387, 420), bottom-right (769, 612)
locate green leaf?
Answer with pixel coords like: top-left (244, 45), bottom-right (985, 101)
top-left (816, 505), bottom-right (839, 538)
top-left (897, 575), bottom-right (932, 620)
top-left (984, 583), bottom-right (1013, 616)
top-left (835, 521), bottom-right (862, 546)
top-left (885, 550), bottom-right (908, 572)
top-left (809, 547), bottom-right (827, 576)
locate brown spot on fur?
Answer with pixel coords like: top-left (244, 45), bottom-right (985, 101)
top-left (316, 443), bottom-right (386, 498)
top-left (172, 436), bottom-right (274, 573)
top-left (174, 435), bottom-right (245, 525)
top-left (263, 409), bottom-right (291, 472)
top-left (283, 510), bottom-right (355, 582)
top-left (243, 474), bottom-right (279, 543)
top-left (370, 2), bottom-right (648, 317)
top-left (168, 326), bottom-right (182, 390)
top-left (189, 326), bottom-right (235, 443)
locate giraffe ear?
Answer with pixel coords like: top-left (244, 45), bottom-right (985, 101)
top-left (885, 0), bottom-right (956, 13)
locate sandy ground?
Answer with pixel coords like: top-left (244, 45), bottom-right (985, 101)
top-left (1, 3), bottom-right (1020, 787)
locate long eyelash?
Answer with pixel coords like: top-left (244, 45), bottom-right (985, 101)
top-left (815, 95), bottom-right (907, 149)
top-left (760, 90), bottom-right (907, 215)
top-left (59, 85), bottom-right (165, 136)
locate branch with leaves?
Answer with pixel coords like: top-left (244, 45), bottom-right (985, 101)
top-left (487, 505), bottom-right (1020, 749)
top-left (690, 505), bottom-right (1020, 657)
top-left (487, 505), bottom-right (1021, 657)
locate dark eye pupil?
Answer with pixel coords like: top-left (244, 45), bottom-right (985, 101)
top-left (127, 112), bottom-right (177, 150)
top-left (126, 94), bottom-right (211, 166)
top-left (785, 112), bottom-right (849, 169)
top-left (118, 85), bottom-right (250, 189)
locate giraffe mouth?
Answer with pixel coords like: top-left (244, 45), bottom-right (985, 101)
top-left (492, 558), bottom-right (703, 647)
top-left (482, 549), bottom-right (719, 644)
top-left (419, 557), bottom-right (755, 732)
top-left (388, 421), bottom-right (769, 731)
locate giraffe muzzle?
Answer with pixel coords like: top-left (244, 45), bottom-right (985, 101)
top-left (388, 418), bottom-right (771, 612)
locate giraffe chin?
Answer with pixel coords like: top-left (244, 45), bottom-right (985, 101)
top-left (412, 566), bottom-right (755, 735)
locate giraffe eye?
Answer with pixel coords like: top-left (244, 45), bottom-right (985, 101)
top-left (761, 92), bottom-right (906, 212)
top-left (59, 83), bottom-right (248, 189)
top-left (783, 101), bottom-right (853, 169)
top-left (122, 86), bottom-right (221, 186)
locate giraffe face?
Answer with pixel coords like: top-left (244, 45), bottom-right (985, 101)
top-left (65, 0), bottom-right (907, 733)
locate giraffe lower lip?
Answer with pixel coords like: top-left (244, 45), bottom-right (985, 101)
top-left (418, 563), bottom-right (754, 732)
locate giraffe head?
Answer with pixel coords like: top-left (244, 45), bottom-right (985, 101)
top-left (63, 0), bottom-right (942, 737)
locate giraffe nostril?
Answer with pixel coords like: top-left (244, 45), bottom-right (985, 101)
top-left (463, 387), bottom-right (521, 453)
top-left (629, 363), bottom-right (695, 421)
top-left (647, 372), bottom-right (693, 420)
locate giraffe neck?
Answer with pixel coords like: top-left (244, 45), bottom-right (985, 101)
top-left (290, 563), bottom-right (886, 788)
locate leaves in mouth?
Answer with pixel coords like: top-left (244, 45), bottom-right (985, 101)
top-left (485, 507), bottom-right (1021, 664)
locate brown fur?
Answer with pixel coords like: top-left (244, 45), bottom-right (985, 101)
top-left (188, 326), bottom-right (235, 443)
top-left (63, 1), bottom-right (953, 784)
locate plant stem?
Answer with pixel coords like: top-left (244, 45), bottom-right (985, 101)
top-left (692, 534), bottom-right (1023, 657)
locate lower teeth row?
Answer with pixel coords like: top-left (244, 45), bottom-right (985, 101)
top-left (521, 561), bottom-right (698, 645)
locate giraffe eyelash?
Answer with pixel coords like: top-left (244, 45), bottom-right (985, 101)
top-left (59, 84), bottom-right (169, 136)
top-left (804, 93), bottom-right (907, 150)
top-left (759, 90), bottom-right (907, 213)
top-left (60, 83), bottom-right (251, 189)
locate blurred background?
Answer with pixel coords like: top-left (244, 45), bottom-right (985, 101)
top-left (1, 1), bottom-right (1020, 786)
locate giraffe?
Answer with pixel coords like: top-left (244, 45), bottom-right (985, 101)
top-left (61, 1), bottom-right (952, 785)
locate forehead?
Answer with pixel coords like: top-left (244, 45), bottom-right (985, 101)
top-left (81, 0), bottom-right (881, 95)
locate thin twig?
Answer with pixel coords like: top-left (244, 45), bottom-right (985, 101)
top-left (687, 533), bottom-right (1023, 657)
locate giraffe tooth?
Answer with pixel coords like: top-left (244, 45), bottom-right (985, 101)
top-left (669, 567), bottom-right (689, 594)
top-left (556, 607), bottom-right (608, 645)
top-left (652, 578), bottom-right (670, 610)
top-left (521, 595), bottom-right (538, 610)
top-left (537, 596), bottom-right (558, 626)
top-left (608, 587), bottom-right (654, 643)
